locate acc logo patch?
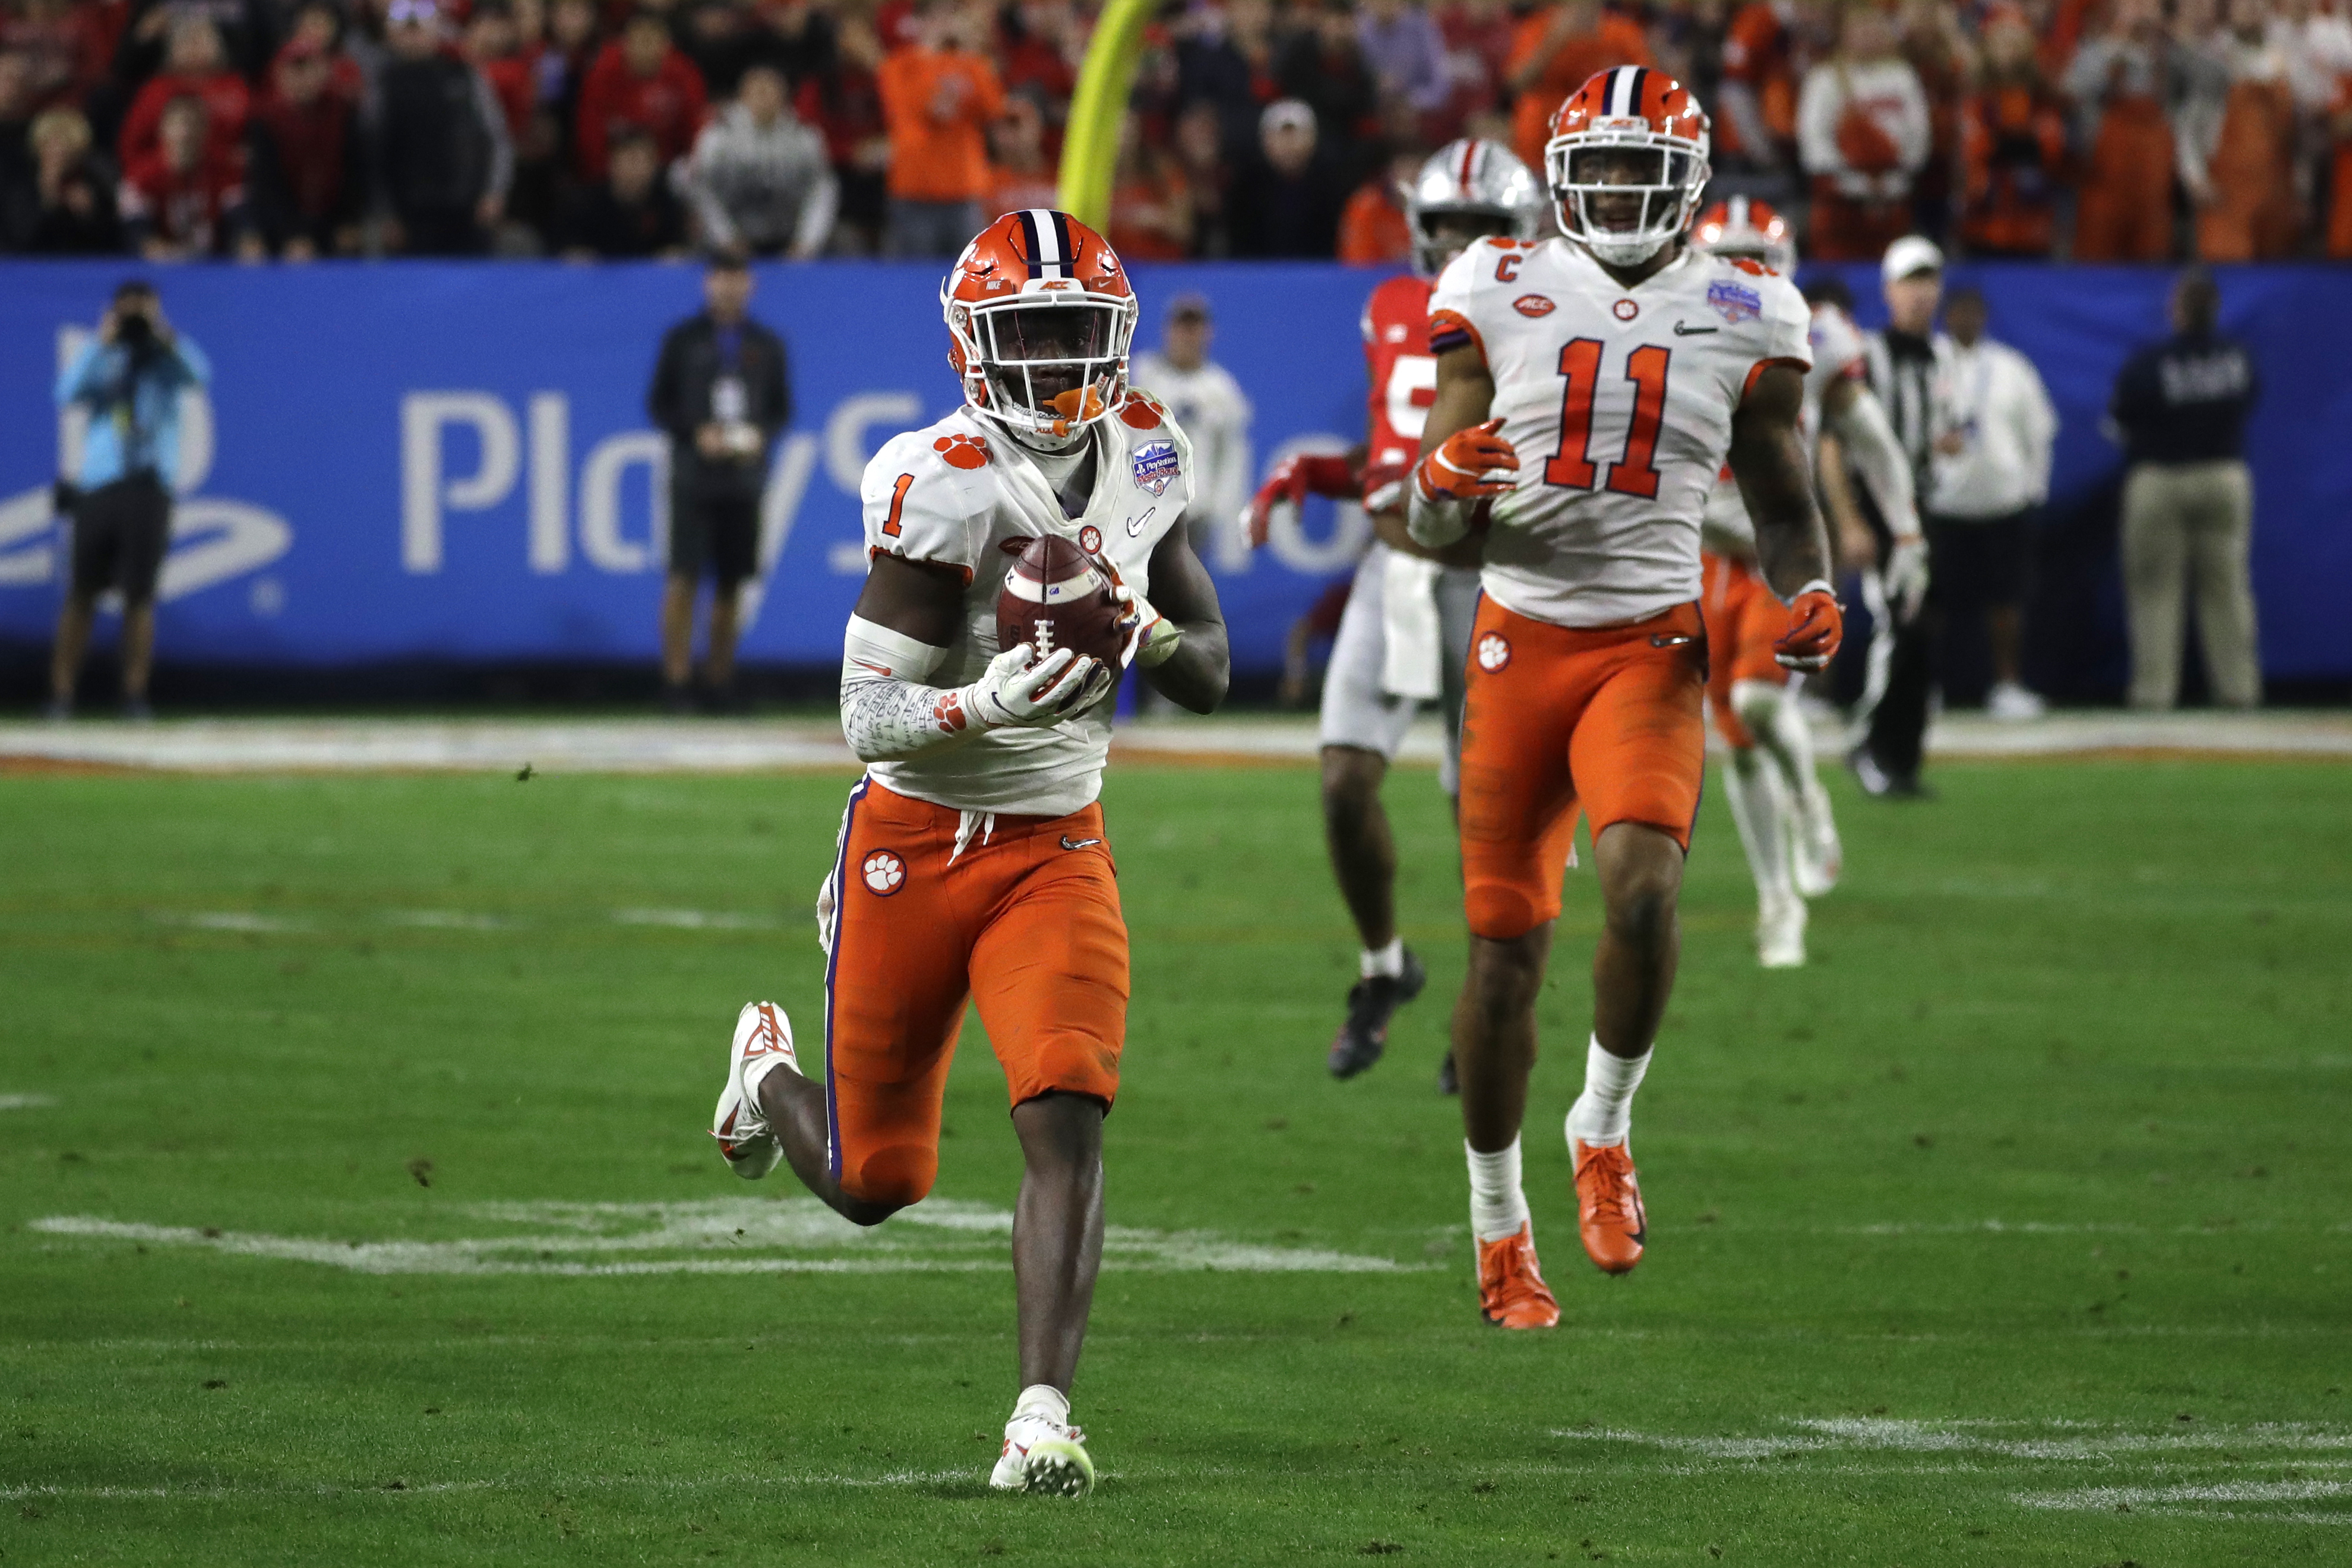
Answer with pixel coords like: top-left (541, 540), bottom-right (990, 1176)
top-left (1077, 524), bottom-right (1102, 554)
top-left (932, 432), bottom-right (990, 470)
top-left (861, 849), bottom-right (906, 896)
top-left (1613, 299), bottom-right (1639, 321)
top-left (1513, 294), bottom-right (1556, 318)
top-left (1476, 632), bottom-right (1512, 672)
top-left (1707, 280), bottom-right (1763, 324)
top-left (1131, 440), bottom-right (1180, 497)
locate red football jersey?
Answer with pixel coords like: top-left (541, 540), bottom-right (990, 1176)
top-left (1360, 273), bottom-right (1436, 502)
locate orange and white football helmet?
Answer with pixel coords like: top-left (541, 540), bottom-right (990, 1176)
top-left (1693, 195), bottom-right (1795, 274)
top-left (941, 208), bottom-right (1139, 443)
top-left (1544, 67), bottom-right (1712, 268)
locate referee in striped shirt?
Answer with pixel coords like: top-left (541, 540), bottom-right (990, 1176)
top-left (1850, 235), bottom-right (1953, 798)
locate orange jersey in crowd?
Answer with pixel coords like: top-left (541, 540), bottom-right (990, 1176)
top-left (1360, 272), bottom-right (1435, 500)
top-left (1338, 181), bottom-right (1413, 266)
top-left (1504, 10), bottom-right (1652, 172)
top-left (1959, 84), bottom-right (2069, 256)
top-left (877, 46), bottom-right (1004, 203)
top-left (1717, 2), bottom-right (1797, 158)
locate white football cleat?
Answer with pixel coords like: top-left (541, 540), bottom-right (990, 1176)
top-left (710, 1001), bottom-right (795, 1180)
top-left (1988, 681), bottom-right (2046, 722)
top-left (1791, 781), bottom-right (1842, 898)
top-left (1757, 896), bottom-right (1807, 969)
top-left (989, 1414), bottom-right (1095, 1497)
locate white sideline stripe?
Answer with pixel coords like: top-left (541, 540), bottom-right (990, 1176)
top-left (151, 911), bottom-right (311, 933)
top-left (610, 908), bottom-right (782, 930)
top-left (0, 1093), bottom-right (56, 1111)
top-left (30, 1196), bottom-right (1420, 1276)
top-left (383, 910), bottom-right (513, 930)
top-left (2015, 1479), bottom-right (2352, 1521)
top-left (1557, 1417), bottom-right (2352, 1462)
top-left (0, 1469), bottom-right (982, 1502)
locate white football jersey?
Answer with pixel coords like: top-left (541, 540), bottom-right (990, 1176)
top-left (1428, 237), bottom-right (1812, 627)
top-left (1701, 300), bottom-right (1867, 556)
top-left (856, 391), bottom-right (1193, 817)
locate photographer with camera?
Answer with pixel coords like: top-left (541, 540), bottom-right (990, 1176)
top-left (46, 281), bottom-right (211, 721)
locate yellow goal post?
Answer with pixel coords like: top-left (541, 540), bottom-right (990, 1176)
top-left (1053, 0), bottom-right (1156, 230)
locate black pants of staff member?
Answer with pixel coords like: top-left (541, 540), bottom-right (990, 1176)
top-left (52, 471), bottom-right (172, 712)
top-left (1852, 516), bottom-right (1945, 795)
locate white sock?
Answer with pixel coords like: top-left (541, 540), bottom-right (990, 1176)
top-left (1567, 1035), bottom-right (1649, 1147)
top-left (1360, 938), bottom-right (1405, 979)
top-left (1011, 1383), bottom-right (1070, 1428)
top-left (1465, 1138), bottom-right (1531, 1243)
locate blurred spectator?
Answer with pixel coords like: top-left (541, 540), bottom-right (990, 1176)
top-left (1434, 0), bottom-right (1518, 139)
top-left (1956, 11), bottom-right (2066, 257)
top-left (49, 280), bottom-right (208, 720)
top-left (1798, 5), bottom-right (1929, 261)
top-left (1231, 98), bottom-right (1343, 257)
top-left (1173, 99), bottom-right (1232, 257)
top-left (990, 94), bottom-right (1060, 214)
top-left (1130, 293), bottom-right (1254, 570)
top-left (796, 12), bottom-right (887, 251)
top-left (246, 40), bottom-right (363, 260)
top-left (1504, 0), bottom-right (1651, 174)
top-left (468, 1), bottom-right (540, 144)
top-left (376, 0), bottom-right (514, 256)
top-left (1278, 0), bottom-right (1380, 176)
top-left (113, 0), bottom-right (266, 88)
top-left (675, 0), bottom-right (758, 99)
top-left (676, 62), bottom-right (834, 257)
top-left (649, 254), bottom-right (790, 710)
top-left (283, 2), bottom-right (366, 101)
top-left (999, 0), bottom-right (1082, 109)
top-left (2, 50), bottom-right (37, 206)
top-left (4, 0), bottom-right (118, 116)
top-left (1109, 112), bottom-right (1192, 260)
top-left (1926, 285), bottom-right (2057, 718)
top-left (1358, 0), bottom-right (1451, 119)
top-left (2332, 69), bottom-right (2352, 255)
top-left (1899, 0), bottom-right (1970, 241)
top-left (576, 7), bottom-right (709, 181)
top-left (2111, 269), bottom-right (2261, 710)
top-left (2186, 0), bottom-right (2300, 260)
top-left (1338, 147), bottom-right (1417, 263)
top-left (117, 16), bottom-right (248, 175)
top-left (559, 122), bottom-right (687, 255)
top-left (5, 105), bottom-right (121, 253)
top-left (877, 0), bottom-right (1003, 257)
top-left (744, 0), bottom-right (839, 90)
top-left (1175, 0), bottom-right (1282, 162)
top-left (2063, 0), bottom-right (2177, 262)
top-left (538, 0), bottom-right (606, 175)
top-left (1716, 0), bottom-right (1800, 170)
top-left (119, 94), bottom-right (255, 259)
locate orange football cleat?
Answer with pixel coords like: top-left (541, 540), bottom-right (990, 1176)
top-left (1476, 1223), bottom-right (1561, 1329)
top-left (1572, 1139), bottom-right (1647, 1275)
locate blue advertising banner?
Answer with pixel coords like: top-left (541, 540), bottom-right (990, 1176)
top-left (1, 259), bottom-right (2344, 680)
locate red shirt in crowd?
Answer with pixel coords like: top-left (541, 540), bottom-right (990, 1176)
top-left (119, 146), bottom-right (246, 253)
top-left (574, 40), bottom-right (707, 178)
top-left (119, 67), bottom-right (251, 172)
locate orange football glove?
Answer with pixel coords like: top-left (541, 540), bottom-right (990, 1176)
top-left (1244, 454), bottom-right (1357, 548)
top-left (1773, 583), bottom-right (1844, 671)
top-left (1415, 418), bottom-right (1519, 504)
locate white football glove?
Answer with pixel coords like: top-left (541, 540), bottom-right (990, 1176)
top-left (1112, 583), bottom-right (1181, 668)
top-left (963, 643), bottom-right (1110, 729)
top-left (1883, 536), bottom-right (1930, 624)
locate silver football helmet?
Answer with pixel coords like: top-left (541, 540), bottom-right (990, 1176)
top-left (1403, 139), bottom-right (1546, 278)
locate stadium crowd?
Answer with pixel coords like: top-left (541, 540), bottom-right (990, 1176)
top-left (1, 0), bottom-right (2343, 264)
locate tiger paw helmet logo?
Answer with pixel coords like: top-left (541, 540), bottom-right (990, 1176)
top-left (932, 433), bottom-right (991, 470)
top-left (1477, 633), bottom-right (1512, 672)
top-left (861, 849), bottom-right (907, 895)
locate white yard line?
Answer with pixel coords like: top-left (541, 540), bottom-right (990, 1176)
top-left (5, 709), bottom-right (2347, 773)
top-left (29, 1196), bottom-right (1421, 1277)
top-left (0, 1092), bottom-right (56, 1110)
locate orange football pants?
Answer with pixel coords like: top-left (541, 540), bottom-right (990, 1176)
top-left (1699, 551), bottom-right (1788, 750)
top-left (1456, 597), bottom-right (1709, 940)
top-left (822, 778), bottom-right (1127, 1207)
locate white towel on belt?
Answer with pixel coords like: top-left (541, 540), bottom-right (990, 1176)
top-left (1380, 549), bottom-right (1443, 701)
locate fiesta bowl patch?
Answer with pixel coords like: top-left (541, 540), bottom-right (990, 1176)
top-left (1131, 440), bottom-right (1180, 497)
top-left (1513, 294), bottom-right (1556, 318)
top-left (1707, 279), bottom-right (1763, 324)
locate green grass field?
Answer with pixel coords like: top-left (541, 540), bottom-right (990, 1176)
top-left (4, 755), bottom-right (2349, 1565)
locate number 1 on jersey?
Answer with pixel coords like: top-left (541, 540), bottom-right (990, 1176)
top-left (1541, 339), bottom-right (1671, 500)
top-left (882, 472), bottom-right (914, 538)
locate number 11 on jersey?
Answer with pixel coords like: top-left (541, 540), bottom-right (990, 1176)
top-left (1542, 339), bottom-right (1670, 501)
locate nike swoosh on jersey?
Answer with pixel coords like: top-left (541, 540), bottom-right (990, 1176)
top-left (1060, 836), bottom-right (1102, 851)
top-left (1126, 506), bottom-right (1156, 538)
top-left (1671, 321), bottom-right (1719, 336)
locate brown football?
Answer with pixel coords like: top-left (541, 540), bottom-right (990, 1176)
top-left (995, 534), bottom-right (1124, 671)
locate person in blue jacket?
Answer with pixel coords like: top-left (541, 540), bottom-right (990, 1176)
top-left (48, 280), bottom-right (209, 720)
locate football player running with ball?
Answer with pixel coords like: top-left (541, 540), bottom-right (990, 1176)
top-left (1408, 69), bottom-right (1841, 1327)
top-left (1689, 198), bottom-right (1927, 968)
top-left (1243, 138), bottom-right (1545, 1089)
top-left (706, 211), bottom-right (1229, 1493)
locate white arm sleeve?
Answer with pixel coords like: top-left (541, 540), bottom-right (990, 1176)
top-left (839, 614), bottom-right (973, 763)
top-left (1828, 385), bottom-right (1921, 542)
